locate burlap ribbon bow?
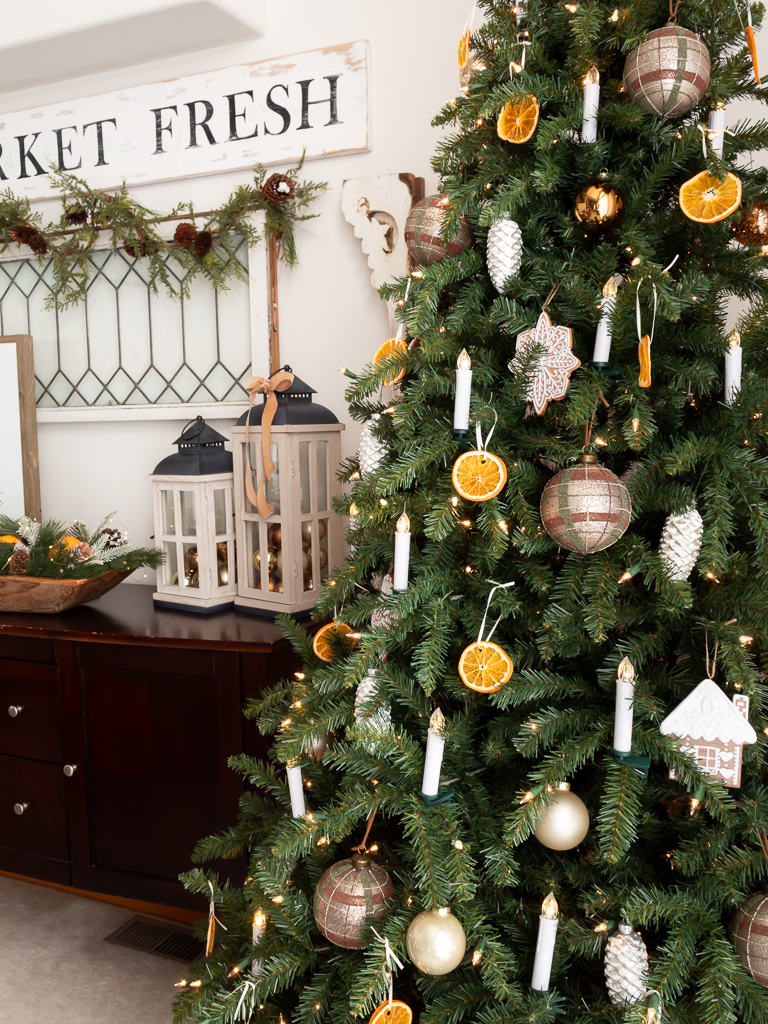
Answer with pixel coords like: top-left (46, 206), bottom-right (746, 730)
top-left (244, 370), bottom-right (295, 518)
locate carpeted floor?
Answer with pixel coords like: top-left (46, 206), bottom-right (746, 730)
top-left (0, 874), bottom-right (186, 1023)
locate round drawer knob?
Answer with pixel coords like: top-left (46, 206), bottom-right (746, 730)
top-left (13, 802), bottom-right (28, 815)
top-left (7, 706), bottom-right (23, 718)
top-left (63, 764), bottom-right (77, 777)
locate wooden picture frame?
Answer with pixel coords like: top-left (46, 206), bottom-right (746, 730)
top-left (0, 335), bottom-right (41, 522)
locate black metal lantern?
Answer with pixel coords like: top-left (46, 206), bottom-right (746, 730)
top-left (148, 417), bottom-right (237, 612)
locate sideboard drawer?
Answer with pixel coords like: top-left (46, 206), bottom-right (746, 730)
top-left (0, 659), bottom-right (61, 763)
top-left (0, 753), bottom-right (69, 861)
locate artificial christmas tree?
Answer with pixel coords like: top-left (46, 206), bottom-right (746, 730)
top-left (175, 3), bottom-right (768, 1024)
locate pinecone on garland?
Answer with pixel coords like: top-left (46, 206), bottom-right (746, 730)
top-left (65, 207), bottom-right (88, 225)
top-left (100, 527), bottom-right (123, 548)
top-left (604, 921), bottom-right (648, 1006)
top-left (174, 223), bottom-right (198, 248)
top-left (194, 230), bottom-right (213, 256)
top-left (486, 216), bottom-right (523, 292)
top-left (358, 415), bottom-right (390, 478)
top-left (11, 225), bottom-right (36, 245)
top-left (658, 507), bottom-right (703, 580)
top-left (8, 548), bottom-right (30, 576)
top-left (261, 173), bottom-right (295, 205)
top-left (27, 231), bottom-right (49, 255)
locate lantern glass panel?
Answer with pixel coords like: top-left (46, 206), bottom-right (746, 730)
top-left (213, 488), bottom-right (227, 535)
top-left (161, 491), bottom-right (176, 534)
top-left (299, 441), bottom-right (311, 513)
top-left (303, 527), bottom-right (313, 592)
top-left (265, 442), bottom-right (280, 512)
top-left (316, 441), bottom-right (328, 512)
top-left (180, 491), bottom-right (197, 535)
top-left (164, 541), bottom-right (178, 585)
top-left (216, 541), bottom-right (230, 587)
top-left (319, 518), bottom-right (329, 583)
top-left (183, 543), bottom-right (199, 587)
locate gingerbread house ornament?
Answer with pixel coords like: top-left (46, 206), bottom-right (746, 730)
top-left (660, 678), bottom-right (756, 788)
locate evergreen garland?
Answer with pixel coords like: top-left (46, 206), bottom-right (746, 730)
top-left (0, 158), bottom-right (326, 309)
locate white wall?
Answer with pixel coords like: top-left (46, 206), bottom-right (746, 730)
top-left (3, 6), bottom-right (766, 581)
top-left (0, 0), bottom-right (470, 580)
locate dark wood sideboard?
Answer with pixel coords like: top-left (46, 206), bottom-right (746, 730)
top-left (0, 586), bottom-right (299, 910)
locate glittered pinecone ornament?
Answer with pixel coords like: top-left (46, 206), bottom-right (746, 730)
top-left (540, 453), bottom-right (632, 554)
top-left (100, 527), bottom-right (123, 549)
top-left (8, 548), bottom-right (30, 576)
top-left (623, 25), bottom-right (710, 117)
top-left (173, 222), bottom-right (198, 248)
top-left (604, 920), bottom-right (649, 1006)
top-left (731, 887), bottom-right (768, 985)
top-left (486, 216), bottom-right (522, 292)
top-left (404, 194), bottom-right (473, 267)
top-left (313, 851), bottom-right (393, 948)
top-left (72, 542), bottom-right (93, 564)
top-left (354, 669), bottom-right (392, 751)
top-left (261, 172), bottom-right (295, 205)
top-left (358, 415), bottom-right (390, 478)
top-left (64, 520), bottom-right (87, 541)
top-left (658, 507), bottom-right (703, 580)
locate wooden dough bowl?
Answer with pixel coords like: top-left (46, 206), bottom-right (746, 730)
top-left (0, 570), bottom-right (132, 614)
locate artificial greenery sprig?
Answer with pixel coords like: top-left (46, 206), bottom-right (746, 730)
top-left (0, 157), bottom-right (327, 309)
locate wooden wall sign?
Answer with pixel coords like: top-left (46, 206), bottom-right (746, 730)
top-left (0, 335), bottom-right (41, 522)
top-left (0, 40), bottom-right (370, 202)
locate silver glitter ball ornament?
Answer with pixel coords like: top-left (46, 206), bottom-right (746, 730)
top-left (623, 25), bottom-right (710, 117)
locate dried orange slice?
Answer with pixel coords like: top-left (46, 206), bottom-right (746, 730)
top-left (679, 170), bottom-right (742, 224)
top-left (369, 1002), bottom-right (413, 1024)
top-left (0, 535), bottom-right (19, 544)
top-left (497, 95), bottom-right (539, 144)
top-left (313, 621), bottom-right (357, 662)
top-left (373, 337), bottom-right (407, 386)
top-left (458, 29), bottom-right (471, 69)
top-left (452, 450), bottom-right (507, 502)
top-left (459, 641), bottom-right (514, 693)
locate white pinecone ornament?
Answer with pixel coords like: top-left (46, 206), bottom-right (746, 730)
top-left (658, 507), bottom-right (703, 580)
top-left (358, 415), bottom-right (390, 478)
top-left (354, 669), bottom-right (392, 751)
top-left (486, 216), bottom-right (523, 292)
top-left (604, 920), bottom-right (649, 1006)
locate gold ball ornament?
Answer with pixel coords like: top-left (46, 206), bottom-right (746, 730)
top-left (318, 547), bottom-right (328, 570)
top-left (217, 564), bottom-right (229, 586)
top-left (268, 523), bottom-right (282, 547)
top-left (216, 542), bottom-right (228, 564)
top-left (573, 182), bottom-right (625, 234)
top-left (733, 201), bottom-right (768, 247)
top-left (252, 548), bottom-right (278, 574)
top-left (313, 852), bottom-right (394, 948)
top-left (184, 545), bottom-right (199, 573)
top-left (731, 887), bottom-right (768, 985)
top-left (406, 907), bottom-right (467, 975)
top-left (534, 782), bottom-right (590, 851)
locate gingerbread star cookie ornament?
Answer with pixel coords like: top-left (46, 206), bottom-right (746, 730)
top-left (511, 310), bottom-right (580, 415)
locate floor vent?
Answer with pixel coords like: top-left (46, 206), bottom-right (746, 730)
top-left (105, 914), bottom-right (205, 962)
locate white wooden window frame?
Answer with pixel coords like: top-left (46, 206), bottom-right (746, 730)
top-left (0, 210), bottom-right (268, 424)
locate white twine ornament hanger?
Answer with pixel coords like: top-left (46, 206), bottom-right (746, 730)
top-left (372, 927), bottom-right (405, 1008)
top-left (477, 580), bottom-right (516, 644)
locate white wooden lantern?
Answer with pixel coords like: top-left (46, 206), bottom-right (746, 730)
top-left (231, 370), bottom-right (344, 616)
top-left (148, 417), bottom-right (237, 613)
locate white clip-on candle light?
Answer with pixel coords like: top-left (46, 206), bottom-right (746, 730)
top-left (372, 927), bottom-right (405, 1009)
top-left (592, 274), bottom-right (622, 367)
top-left (531, 892), bottom-right (559, 992)
top-left (581, 66), bottom-right (600, 143)
top-left (611, 657), bottom-right (650, 777)
top-left (453, 349), bottom-right (473, 437)
top-left (725, 329), bottom-right (742, 405)
top-left (421, 708), bottom-right (446, 799)
top-left (393, 509), bottom-right (411, 591)
top-left (286, 760), bottom-right (306, 817)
